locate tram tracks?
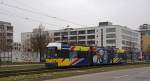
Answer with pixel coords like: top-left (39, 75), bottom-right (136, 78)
top-left (0, 66), bottom-right (90, 78)
top-left (0, 63), bottom-right (145, 78)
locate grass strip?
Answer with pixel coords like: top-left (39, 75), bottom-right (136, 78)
top-left (0, 63), bottom-right (150, 81)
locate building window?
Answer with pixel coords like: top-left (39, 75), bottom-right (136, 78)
top-left (87, 30), bottom-right (95, 34)
top-left (78, 31), bottom-right (86, 34)
top-left (122, 29), bottom-right (132, 35)
top-left (54, 37), bottom-right (60, 41)
top-left (78, 41), bottom-right (86, 45)
top-left (54, 32), bottom-right (60, 36)
top-left (7, 26), bottom-right (13, 31)
top-left (0, 33), bottom-right (2, 36)
top-left (70, 36), bottom-right (77, 40)
top-left (122, 40), bottom-right (126, 45)
top-left (7, 39), bottom-right (13, 43)
top-left (7, 33), bottom-right (13, 36)
top-left (87, 35), bottom-right (95, 39)
top-left (88, 41), bottom-right (95, 45)
top-left (106, 28), bottom-right (116, 32)
top-left (106, 34), bottom-right (116, 38)
top-left (61, 32), bottom-right (68, 35)
top-left (122, 35), bottom-right (131, 40)
top-left (106, 39), bottom-right (116, 44)
top-left (101, 29), bottom-right (103, 47)
top-left (0, 26), bottom-right (4, 30)
top-left (70, 31), bottom-right (77, 35)
top-left (78, 36), bottom-right (86, 40)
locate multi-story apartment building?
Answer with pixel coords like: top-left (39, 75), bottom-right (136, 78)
top-left (52, 22), bottom-right (141, 50)
top-left (0, 21), bottom-right (13, 51)
top-left (0, 21), bottom-right (13, 62)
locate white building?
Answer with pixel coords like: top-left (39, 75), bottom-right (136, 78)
top-left (21, 22), bottom-right (141, 54)
top-left (12, 42), bottom-right (22, 62)
top-left (20, 28), bottom-right (52, 62)
top-left (21, 32), bottom-right (32, 52)
top-left (52, 22), bottom-right (141, 50)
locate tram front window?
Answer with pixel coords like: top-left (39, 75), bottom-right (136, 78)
top-left (47, 47), bottom-right (58, 58)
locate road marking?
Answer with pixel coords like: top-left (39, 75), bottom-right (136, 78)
top-left (114, 75), bottom-right (129, 79)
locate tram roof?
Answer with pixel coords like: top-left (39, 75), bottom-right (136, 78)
top-left (47, 43), bottom-right (61, 49)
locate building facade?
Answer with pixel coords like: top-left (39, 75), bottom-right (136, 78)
top-left (13, 42), bottom-right (21, 51)
top-left (52, 22), bottom-right (141, 50)
top-left (0, 21), bottom-right (13, 62)
top-left (12, 42), bottom-right (22, 62)
top-left (21, 32), bottom-right (32, 52)
top-left (139, 24), bottom-right (150, 35)
top-left (0, 21), bottom-right (13, 51)
top-left (139, 24), bottom-right (150, 60)
top-left (21, 27), bottom-right (51, 62)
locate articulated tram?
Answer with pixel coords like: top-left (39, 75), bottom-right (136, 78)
top-left (45, 43), bottom-right (127, 68)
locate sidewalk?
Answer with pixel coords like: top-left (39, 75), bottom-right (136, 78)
top-left (45, 67), bottom-right (150, 81)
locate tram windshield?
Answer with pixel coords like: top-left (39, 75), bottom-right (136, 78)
top-left (47, 47), bottom-right (70, 58)
top-left (47, 47), bottom-right (58, 58)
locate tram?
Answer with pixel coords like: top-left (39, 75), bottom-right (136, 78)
top-left (45, 43), bottom-right (127, 68)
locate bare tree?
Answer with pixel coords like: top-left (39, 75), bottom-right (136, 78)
top-left (30, 24), bottom-right (50, 62)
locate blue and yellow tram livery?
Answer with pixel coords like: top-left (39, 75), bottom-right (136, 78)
top-left (45, 43), bottom-right (127, 68)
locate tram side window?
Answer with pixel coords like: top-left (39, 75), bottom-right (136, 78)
top-left (57, 50), bottom-right (69, 58)
top-left (69, 51), bottom-right (78, 58)
top-left (78, 51), bottom-right (88, 58)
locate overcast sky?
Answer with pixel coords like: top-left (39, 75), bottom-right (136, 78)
top-left (0, 0), bottom-right (150, 42)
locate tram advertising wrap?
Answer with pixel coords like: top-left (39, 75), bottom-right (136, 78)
top-left (45, 43), bottom-right (127, 68)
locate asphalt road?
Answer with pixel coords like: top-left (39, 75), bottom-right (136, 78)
top-left (45, 67), bottom-right (150, 81)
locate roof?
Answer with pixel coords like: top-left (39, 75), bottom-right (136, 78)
top-left (47, 43), bottom-right (61, 49)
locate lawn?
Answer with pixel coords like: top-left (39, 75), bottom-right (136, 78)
top-left (0, 63), bottom-right (150, 81)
